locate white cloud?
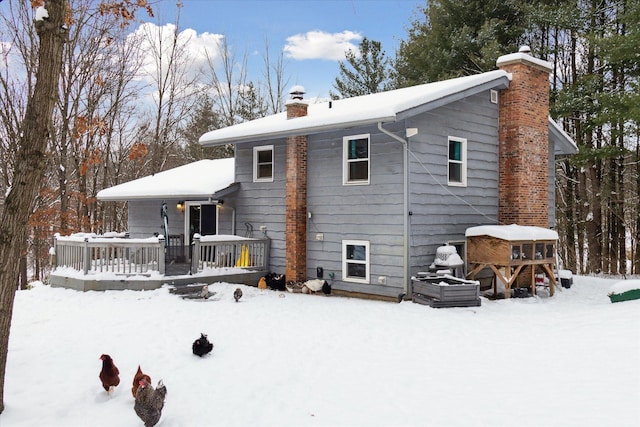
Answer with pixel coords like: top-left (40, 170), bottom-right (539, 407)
top-left (284, 30), bottom-right (362, 61)
top-left (128, 23), bottom-right (224, 84)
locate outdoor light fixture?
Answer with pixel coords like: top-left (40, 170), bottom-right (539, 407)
top-left (176, 201), bottom-right (185, 212)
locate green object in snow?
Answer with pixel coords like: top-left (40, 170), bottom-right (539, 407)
top-left (608, 288), bottom-right (640, 303)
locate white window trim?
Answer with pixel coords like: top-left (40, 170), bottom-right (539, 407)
top-left (253, 145), bottom-right (274, 182)
top-left (343, 133), bottom-right (370, 185)
top-left (447, 136), bottom-right (467, 187)
top-left (342, 240), bottom-right (370, 284)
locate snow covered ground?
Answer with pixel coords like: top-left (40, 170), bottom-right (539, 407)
top-left (2, 275), bottom-right (639, 427)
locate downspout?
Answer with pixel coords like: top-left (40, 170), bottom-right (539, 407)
top-left (377, 122), bottom-right (411, 299)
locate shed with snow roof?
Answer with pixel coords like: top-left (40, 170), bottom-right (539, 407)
top-left (466, 224), bottom-right (559, 298)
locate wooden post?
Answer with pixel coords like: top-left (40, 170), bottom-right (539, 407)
top-left (191, 234), bottom-right (201, 274)
top-left (83, 237), bottom-right (90, 275)
top-left (158, 235), bottom-right (165, 275)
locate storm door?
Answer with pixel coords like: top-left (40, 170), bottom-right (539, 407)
top-left (186, 203), bottom-right (218, 257)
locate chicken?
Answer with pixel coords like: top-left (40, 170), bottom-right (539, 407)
top-left (99, 354), bottom-right (120, 395)
top-left (302, 279), bottom-right (331, 295)
top-left (192, 333), bottom-right (213, 357)
top-left (134, 379), bottom-right (167, 427)
top-left (234, 287), bottom-right (243, 302)
top-left (132, 365), bottom-right (151, 398)
top-left (200, 284), bottom-right (210, 299)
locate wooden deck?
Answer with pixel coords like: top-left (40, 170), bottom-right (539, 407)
top-left (49, 233), bottom-right (270, 291)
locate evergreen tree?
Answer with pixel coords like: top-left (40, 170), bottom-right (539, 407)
top-left (332, 37), bottom-right (394, 98)
top-left (395, 0), bottom-right (526, 86)
top-left (179, 94), bottom-right (232, 161)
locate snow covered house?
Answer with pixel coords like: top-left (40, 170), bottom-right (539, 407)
top-left (197, 48), bottom-right (577, 300)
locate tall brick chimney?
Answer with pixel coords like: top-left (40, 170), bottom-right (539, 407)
top-left (285, 86), bottom-right (308, 283)
top-left (497, 46), bottom-right (553, 227)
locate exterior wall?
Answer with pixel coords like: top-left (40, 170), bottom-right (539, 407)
top-left (233, 141), bottom-right (287, 271)
top-left (126, 198), bottom-right (235, 243)
top-left (548, 142), bottom-right (556, 227)
top-left (306, 125), bottom-right (405, 296)
top-left (407, 91), bottom-right (501, 278)
top-left (128, 199), bottom-right (181, 238)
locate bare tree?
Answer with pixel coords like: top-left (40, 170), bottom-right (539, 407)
top-left (136, 13), bottom-right (201, 174)
top-left (204, 37), bottom-right (268, 126)
top-left (0, 0), bottom-right (69, 413)
top-left (261, 38), bottom-right (289, 114)
top-left (0, 0), bottom-right (153, 412)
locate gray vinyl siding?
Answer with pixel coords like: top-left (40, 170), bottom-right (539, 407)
top-left (548, 142), bottom-right (556, 227)
top-left (128, 199), bottom-right (181, 238)
top-left (233, 142), bottom-right (287, 272)
top-left (127, 198), bottom-right (235, 243)
top-left (306, 125), bottom-right (405, 296)
top-left (407, 92), bottom-right (500, 277)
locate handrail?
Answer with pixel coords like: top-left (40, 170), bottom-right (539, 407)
top-left (53, 233), bottom-right (165, 275)
top-left (52, 233), bottom-right (271, 277)
top-left (190, 234), bottom-right (270, 274)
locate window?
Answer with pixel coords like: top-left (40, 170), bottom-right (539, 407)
top-left (342, 240), bottom-right (370, 283)
top-left (343, 134), bottom-right (370, 185)
top-left (448, 137), bottom-right (467, 186)
top-left (253, 145), bottom-right (273, 182)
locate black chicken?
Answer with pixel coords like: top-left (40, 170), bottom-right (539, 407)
top-left (134, 379), bottom-right (167, 427)
top-left (192, 333), bottom-right (213, 357)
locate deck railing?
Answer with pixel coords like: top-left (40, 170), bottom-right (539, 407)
top-left (52, 233), bottom-right (270, 276)
top-left (191, 234), bottom-right (270, 273)
top-left (53, 233), bottom-right (165, 275)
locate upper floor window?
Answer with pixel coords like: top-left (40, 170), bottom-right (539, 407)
top-left (343, 134), bottom-right (370, 185)
top-left (342, 240), bottom-right (370, 284)
top-left (253, 145), bottom-right (273, 182)
top-left (448, 137), bottom-right (467, 186)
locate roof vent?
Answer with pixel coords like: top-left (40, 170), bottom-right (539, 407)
top-left (518, 45), bottom-right (531, 54)
top-left (289, 85), bottom-right (305, 101)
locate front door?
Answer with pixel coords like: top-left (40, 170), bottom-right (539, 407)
top-left (187, 203), bottom-right (218, 246)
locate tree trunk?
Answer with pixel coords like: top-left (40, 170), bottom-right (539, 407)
top-left (0, 0), bottom-right (67, 413)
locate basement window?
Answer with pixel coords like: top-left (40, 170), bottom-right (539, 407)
top-left (342, 240), bottom-right (370, 284)
top-left (253, 145), bottom-right (273, 182)
top-left (343, 134), bottom-right (370, 185)
top-left (448, 136), bottom-right (467, 187)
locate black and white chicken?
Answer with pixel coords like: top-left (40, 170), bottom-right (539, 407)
top-left (134, 378), bottom-right (167, 427)
top-left (192, 333), bottom-right (213, 357)
top-left (234, 287), bottom-right (243, 302)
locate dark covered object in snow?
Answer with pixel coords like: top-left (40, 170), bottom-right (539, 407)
top-left (265, 272), bottom-right (286, 291)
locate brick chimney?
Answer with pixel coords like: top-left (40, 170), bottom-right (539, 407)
top-left (497, 46), bottom-right (553, 227)
top-left (285, 86), bottom-right (308, 282)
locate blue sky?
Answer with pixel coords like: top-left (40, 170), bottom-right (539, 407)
top-left (150, 0), bottom-right (423, 98)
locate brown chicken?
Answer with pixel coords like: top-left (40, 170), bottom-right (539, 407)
top-left (132, 365), bottom-right (151, 398)
top-left (134, 379), bottom-right (167, 427)
top-left (99, 354), bottom-right (120, 395)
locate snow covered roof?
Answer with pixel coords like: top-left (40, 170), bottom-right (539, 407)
top-left (199, 70), bottom-right (577, 155)
top-left (465, 224), bottom-right (559, 241)
top-left (550, 118), bottom-right (578, 154)
top-left (96, 158), bottom-right (235, 201)
top-left (199, 70), bottom-right (511, 145)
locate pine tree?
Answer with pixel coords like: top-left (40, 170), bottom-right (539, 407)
top-left (331, 37), bottom-right (394, 98)
top-left (395, 0), bottom-right (526, 86)
top-left (179, 94), bottom-right (232, 161)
